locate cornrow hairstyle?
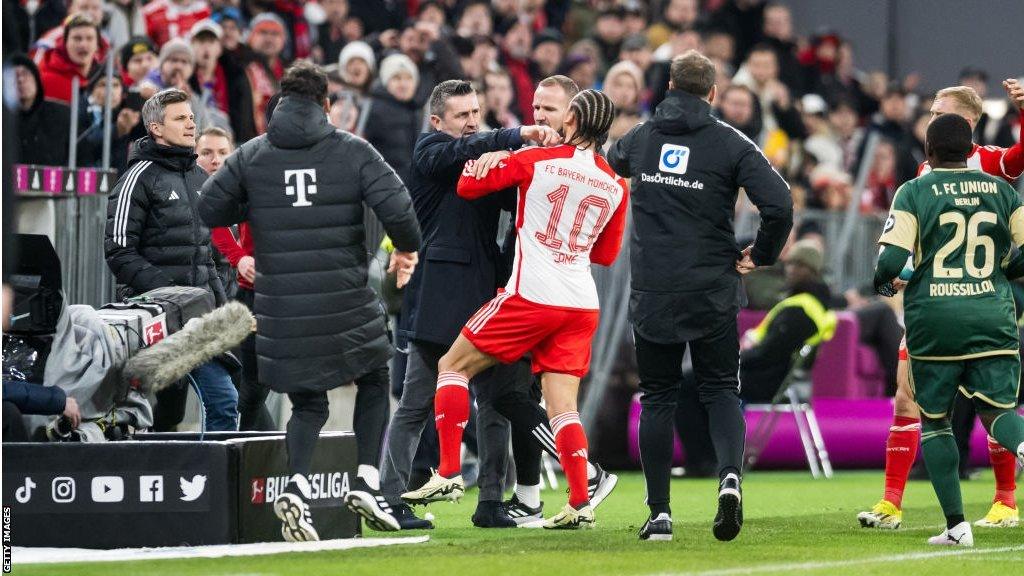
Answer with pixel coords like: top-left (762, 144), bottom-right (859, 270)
top-left (566, 89), bottom-right (616, 149)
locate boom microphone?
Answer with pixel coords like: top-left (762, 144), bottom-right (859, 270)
top-left (123, 301), bottom-right (254, 394)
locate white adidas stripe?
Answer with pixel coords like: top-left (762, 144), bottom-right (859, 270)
top-left (113, 161), bottom-right (152, 247)
top-left (467, 292), bottom-right (512, 333)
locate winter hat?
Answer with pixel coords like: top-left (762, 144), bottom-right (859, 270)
top-left (159, 38), bottom-right (194, 66)
top-left (338, 41), bottom-right (377, 74)
top-left (249, 12), bottom-right (287, 38)
top-left (379, 53), bottom-right (419, 86)
top-left (120, 36), bottom-right (157, 67)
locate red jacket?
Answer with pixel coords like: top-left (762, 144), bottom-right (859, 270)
top-left (37, 43), bottom-right (95, 105)
top-left (211, 222), bottom-right (254, 290)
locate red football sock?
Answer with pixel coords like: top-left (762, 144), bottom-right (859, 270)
top-left (552, 411), bottom-right (589, 508)
top-left (435, 371), bottom-right (470, 478)
top-left (988, 435), bottom-right (1017, 508)
top-left (883, 415), bottom-right (921, 508)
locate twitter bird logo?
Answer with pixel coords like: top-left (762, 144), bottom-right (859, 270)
top-left (179, 475), bottom-right (207, 501)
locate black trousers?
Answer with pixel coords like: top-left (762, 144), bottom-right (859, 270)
top-left (636, 318), bottom-right (745, 514)
top-left (236, 288), bottom-right (276, 431)
top-left (286, 363), bottom-right (392, 477)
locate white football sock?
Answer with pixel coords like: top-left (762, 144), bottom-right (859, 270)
top-left (358, 465), bottom-right (380, 491)
top-left (515, 483), bottom-right (541, 508)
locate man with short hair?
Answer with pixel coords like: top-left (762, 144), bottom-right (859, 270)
top-left (104, 88), bottom-right (238, 432)
top-left (609, 50), bottom-right (793, 542)
top-left (37, 12), bottom-right (101, 104)
top-left (373, 79), bottom-right (561, 529)
top-left (858, 79), bottom-right (1024, 531)
top-left (873, 113), bottom-right (1024, 546)
top-left (200, 62), bottom-right (422, 541)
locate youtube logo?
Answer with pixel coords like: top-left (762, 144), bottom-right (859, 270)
top-left (91, 476), bottom-right (124, 503)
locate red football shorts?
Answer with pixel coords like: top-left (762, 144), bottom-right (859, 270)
top-left (461, 291), bottom-right (599, 377)
top-left (899, 336), bottom-right (908, 361)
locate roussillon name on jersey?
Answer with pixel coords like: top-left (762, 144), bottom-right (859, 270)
top-left (928, 280), bottom-right (996, 297)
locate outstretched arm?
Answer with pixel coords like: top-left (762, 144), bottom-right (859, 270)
top-left (457, 152), bottom-right (529, 199)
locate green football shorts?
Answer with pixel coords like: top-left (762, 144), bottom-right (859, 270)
top-left (907, 354), bottom-right (1021, 418)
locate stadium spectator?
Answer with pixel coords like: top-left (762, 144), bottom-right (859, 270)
top-left (10, 0), bottom-right (68, 55)
top-left (29, 0), bottom-right (109, 64)
top-left (864, 84), bottom-right (918, 185)
top-left (622, 1), bottom-right (649, 36)
top-left (591, 7), bottom-right (626, 74)
top-left (500, 18), bottom-right (536, 123)
top-left (106, 0), bottom-right (148, 51)
top-left (399, 18), bottom-right (463, 106)
top-left (79, 72), bottom-right (146, 173)
top-left (37, 13), bottom-right (101, 104)
top-left (139, 38), bottom-right (223, 131)
top-left (800, 93), bottom-right (844, 172)
top-left (211, 6), bottom-right (244, 51)
top-left (733, 43), bottom-right (806, 141)
top-left (531, 28), bottom-right (565, 81)
top-left (702, 28), bottom-right (736, 65)
top-left (189, 20), bottom-right (228, 113)
top-left (456, 0), bottom-right (493, 38)
top-left (12, 53), bottom-right (72, 167)
top-left (315, 0), bottom-right (352, 65)
top-left (363, 54), bottom-right (422, 185)
top-left (249, 12), bottom-right (290, 81)
top-left (121, 36), bottom-right (158, 88)
top-left (246, 0), bottom-right (311, 62)
top-left (199, 61), bottom-right (422, 540)
top-left (828, 97), bottom-right (866, 173)
top-left (560, 53), bottom-right (598, 91)
top-left (758, 2), bottom-right (803, 96)
top-left (861, 139), bottom-right (899, 212)
top-left (603, 60), bottom-right (647, 149)
top-left (337, 40), bottom-right (376, 96)
top-left (647, 0), bottom-right (700, 50)
top-left (454, 35), bottom-right (497, 84)
top-left (481, 68), bottom-right (521, 129)
top-left (142, 0), bottom-right (211, 48)
top-left (716, 84), bottom-right (762, 141)
top-left (104, 88), bottom-right (237, 432)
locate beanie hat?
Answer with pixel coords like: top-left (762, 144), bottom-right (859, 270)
top-left (378, 53), bottom-right (419, 86)
top-left (338, 41), bottom-right (377, 74)
top-left (159, 38), bottom-right (194, 66)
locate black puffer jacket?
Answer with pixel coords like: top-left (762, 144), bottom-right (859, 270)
top-left (12, 53), bottom-right (71, 167)
top-left (363, 84), bottom-right (422, 186)
top-left (104, 136), bottom-right (225, 304)
top-left (198, 96), bottom-right (421, 393)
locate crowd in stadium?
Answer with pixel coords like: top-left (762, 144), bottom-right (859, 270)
top-left (10, 0), bottom-right (1021, 210)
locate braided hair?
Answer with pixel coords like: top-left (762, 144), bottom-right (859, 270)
top-left (565, 89), bottom-right (617, 150)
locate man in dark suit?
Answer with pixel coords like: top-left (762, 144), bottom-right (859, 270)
top-left (372, 80), bottom-right (559, 528)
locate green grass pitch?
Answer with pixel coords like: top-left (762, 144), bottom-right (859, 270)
top-left (20, 470), bottom-right (1024, 575)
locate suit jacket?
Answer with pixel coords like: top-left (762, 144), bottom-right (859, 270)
top-left (398, 127), bottom-right (523, 346)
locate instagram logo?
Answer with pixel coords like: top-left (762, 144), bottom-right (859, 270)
top-left (52, 477), bottom-right (76, 503)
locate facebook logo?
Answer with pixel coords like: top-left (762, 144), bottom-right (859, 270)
top-left (139, 475), bottom-right (164, 502)
top-left (658, 144), bottom-right (690, 175)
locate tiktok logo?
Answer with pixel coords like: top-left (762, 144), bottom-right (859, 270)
top-left (15, 477), bottom-right (36, 503)
top-left (284, 169), bottom-right (318, 207)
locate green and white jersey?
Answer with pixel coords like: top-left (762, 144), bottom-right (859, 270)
top-left (879, 168), bottom-right (1024, 360)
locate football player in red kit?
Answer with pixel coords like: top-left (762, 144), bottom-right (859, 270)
top-left (401, 90), bottom-right (628, 529)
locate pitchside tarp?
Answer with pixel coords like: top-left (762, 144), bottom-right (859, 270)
top-left (2, 432), bottom-right (359, 548)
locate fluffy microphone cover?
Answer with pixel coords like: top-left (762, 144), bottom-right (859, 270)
top-left (123, 301), bottom-right (254, 394)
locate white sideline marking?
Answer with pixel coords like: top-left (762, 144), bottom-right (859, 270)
top-left (661, 545), bottom-right (1024, 575)
top-left (14, 536), bottom-right (430, 565)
